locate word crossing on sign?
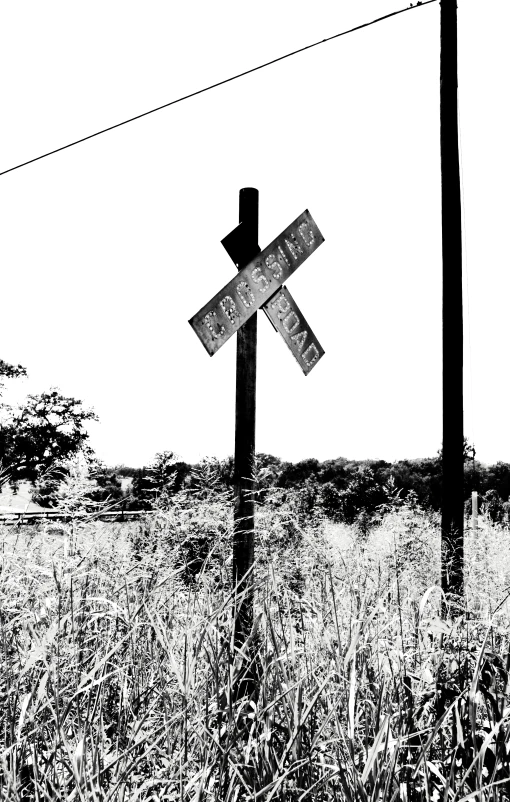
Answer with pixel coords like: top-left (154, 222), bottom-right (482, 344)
top-left (264, 286), bottom-right (325, 375)
top-left (189, 210), bottom-right (324, 356)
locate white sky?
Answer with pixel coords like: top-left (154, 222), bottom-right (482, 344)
top-left (1, 0), bottom-right (509, 469)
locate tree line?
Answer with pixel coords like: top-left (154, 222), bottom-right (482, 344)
top-left (120, 450), bottom-right (510, 524)
top-left (2, 357), bottom-right (510, 524)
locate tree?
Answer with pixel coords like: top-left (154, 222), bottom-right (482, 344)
top-left (129, 467), bottom-right (153, 510)
top-left (277, 458), bottom-right (320, 489)
top-left (481, 489), bottom-right (505, 524)
top-left (129, 451), bottom-right (191, 510)
top-left (148, 451), bottom-right (189, 503)
top-left (0, 359), bottom-right (27, 386)
top-left (33, 455), bottom-right (126, 509)
top-left (0, 359), bottom-right (98, 489)
top-left (87, 463), bottom-right (125, 507)
top-left (336, 466), bottom-right (387, 526)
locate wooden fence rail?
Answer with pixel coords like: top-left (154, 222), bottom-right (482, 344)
top-left (0, 510), bottom-right (146, 525)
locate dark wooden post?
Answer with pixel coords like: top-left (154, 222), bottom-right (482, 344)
top-left (441, 0), bottom-right (464, 600)
top-left (233, 188), bottom-right (258, 651)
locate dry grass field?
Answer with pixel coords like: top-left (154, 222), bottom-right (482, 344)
top-left (1, 494), bottom-right (509, 801)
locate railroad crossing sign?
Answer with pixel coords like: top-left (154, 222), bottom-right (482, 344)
top-left (188, 190), bottom-right (326, 677)
top-left (189, 209), bottom-right (325, 374)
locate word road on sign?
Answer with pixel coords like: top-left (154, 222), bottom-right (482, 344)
top-left (189, 210), bottom-right (324, 358)
top-left (264, 286), bottom-right (325, 375)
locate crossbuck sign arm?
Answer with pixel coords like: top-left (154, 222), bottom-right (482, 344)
top-left (221, 221), bottom-right (325, 375)
top-left (189, 210), bottom-right (325, 375)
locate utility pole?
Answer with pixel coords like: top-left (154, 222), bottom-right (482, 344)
top-left (440, 0), bottom-right (464, 600)
top-left (233, 188), bottom-right (258, 653)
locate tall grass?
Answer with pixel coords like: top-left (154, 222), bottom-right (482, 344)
top-left (0, 495), bottom-right (509, 800)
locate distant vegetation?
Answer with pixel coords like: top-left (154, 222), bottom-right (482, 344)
top-left (0, 358), bottom-right (97, 493)
top-left (11, 445), bottom-right (510, 531)
top-left (2, 357), bottom-right (510, 525)
top-left (33, 449), bottom-right (510, 527)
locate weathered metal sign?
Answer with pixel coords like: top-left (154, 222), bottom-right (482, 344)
top-left (220, 217), bottom-right (325, 376)
top-left (189, 210), bottom-right (324, 356)
top-left (264, 286), bottom-right (324, 375)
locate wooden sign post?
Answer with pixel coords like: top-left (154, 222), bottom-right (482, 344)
top-left (232, 188), bottom-right (258, 654)
top-left (189, 189), bottom-right (325, 675)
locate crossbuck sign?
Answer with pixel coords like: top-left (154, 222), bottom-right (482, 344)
top-left (189, 210), bottom-right (325, 374)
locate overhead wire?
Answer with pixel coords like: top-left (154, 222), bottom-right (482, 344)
top-left (0, 0), bottom-right (438, 177)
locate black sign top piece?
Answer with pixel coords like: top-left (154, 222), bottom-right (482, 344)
top-left (221, 221), bottom-right (260, 268)
top-left (189, 210), bottom-right (324, 356)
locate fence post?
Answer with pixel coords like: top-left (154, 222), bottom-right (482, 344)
top-left (471, 490), bottom-right (478, 530)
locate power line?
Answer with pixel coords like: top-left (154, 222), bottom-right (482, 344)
top-left (1, 0), bottom-right (437, 177)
